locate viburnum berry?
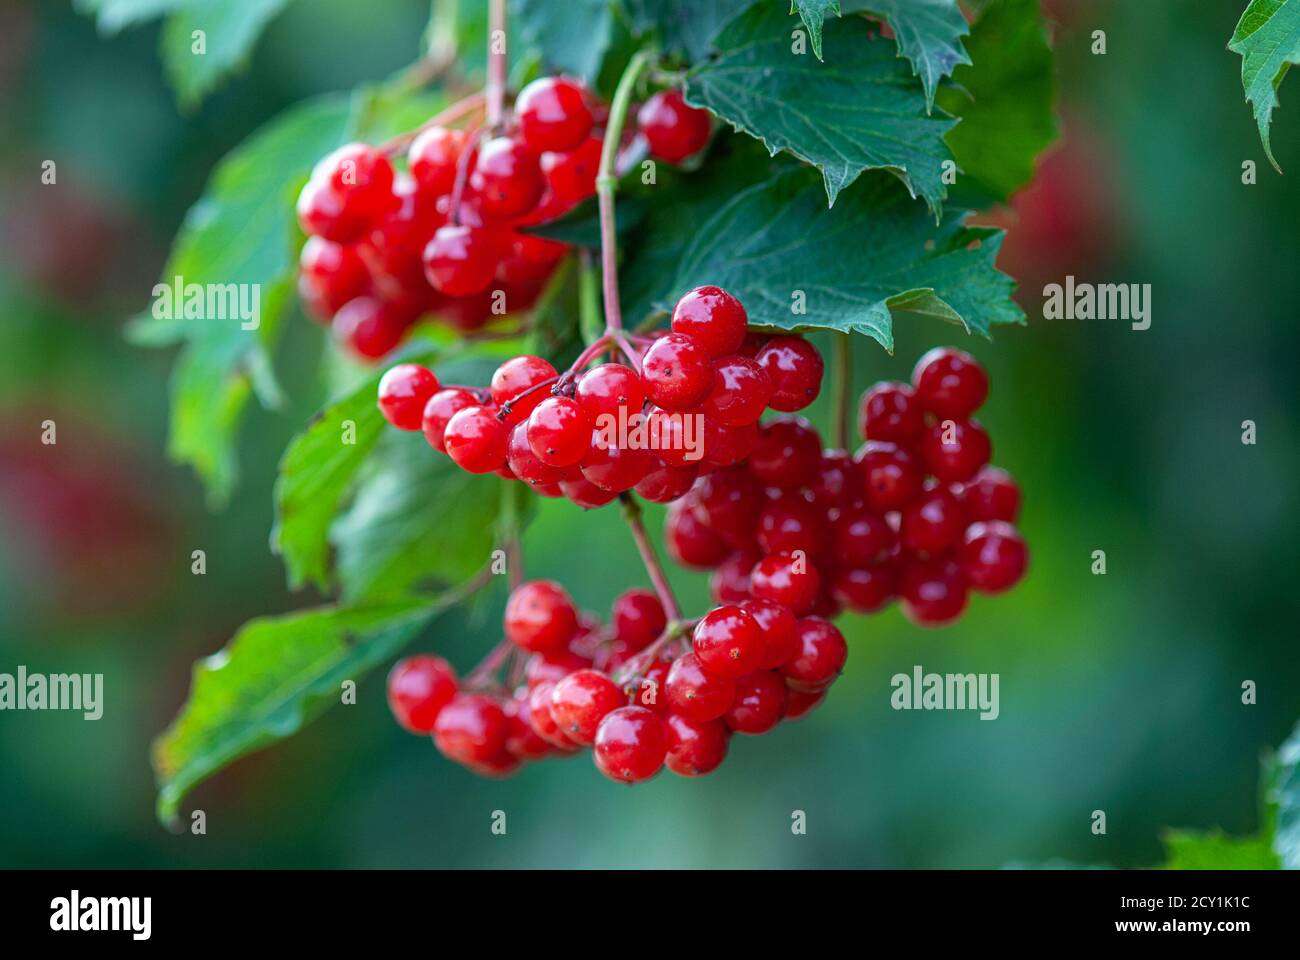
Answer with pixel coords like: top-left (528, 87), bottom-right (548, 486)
top-left (642, 332), bottom-right (714, 410)
top-left (525, 647), bottom-right (592, 688)
top-left (550, 669), bottom-right (625, 745)
top-left (433, 693), bottom-right (508, 766)
top-left (743, 598), bottom-right (800, 669)
top-left (525, 681), bottom-right (578, 748)
top-left (781, 618), bottom-right (847, 690)
top-left (670, 285), bottom-right (748, 357)
top-left (757, 491), bottom-right (829, 557)
top-left (612, 589), bottom-right (667, 651)
top-left (831, 564), bottom-right (896, 614)
top-left (690, 467), bottom-right (762, 548)
top-left (701, 354), bottom-right (771, 426)
top-left (505, 580), bottom-right (579, 653)
top-left (710, 549), bottom-right (759, 604)
top-left (663, 712), bottom-right (729, 776)
top-left (692, 605), bottom-right (765, 678)
top-left (423, 223), bottom-right (499, 296)
top-left (809, 449), bottom-right (859, 507)
top-left (920, 418), bottom-right (992, 484)
top-left (507, 422), bottom-right (566, 487)
top-left (784, 687), bottom-right (826, 721)
top-left (962, 465), bottom-right (1021, 523)
top-left (491, 355), bottom-right (557, 424)
top-left (593, 706), bottom-right (668, 782)
top-left (859, 380), bottom-right (924, 442)
top-left (961, 520), bottom-right (1028, 594)
top-left (378, 363), bottom-right (440, 431)
top-left (298, 236), bottom-right (369, 319)
top-left (749, 553), bottom-right (822, 616)
top-left (899, 556), bottom-right (969, 627)
top-left (407, 125), bottom-right (469, 194)
top-left (582, 436), bottom-right (653, 492)
top-left (856, 440), bottom-right (925, 513)
top-left (515, 76), bottom-right (594, 153)
top-left (296, 175), bottom-right (367, 242)
top-left (665, 500), bottom-right (730, 568)
top-left (504, 693), bottom-right (555, 761)
top-left (442, 404), bottom-right (509, 474)
top-left (833, 505), bottom-right (896, 567)
top-left (558, 472), bottom-right (619, 508)
top-left (539, 136), bottom-right (602, 210)
top-left (900, 483), bottom-right (967, 558)
top-left (387, 655), bottom-right (457, 733)
top-left (421, 387), bottom-right (479, 453)
top-left (470, 136), bottom-right (545, 220)
top-left (698, 417), bottom-right (759, 467)
top-left (332, 296), bottom-right (412, 360)
top-left (526, 395), bottom-right (590, 466)
top-left (575, 362), bottom-right (645, 425)
top-left (913, 346), bottom-right (989, 419)
top-left (315, 143), bottom-right (396, 218)
top-left (665, 651), bottom-right (737, 722)
top-left (755, 337), bottom-right (823, 412)
top-left (748, 417), bottom-right (821, 489)
top-left (724, 670), bottom-right (788, 734)
top-left (634, 460), bottom-right (698, 503)
top-left (637, 89), bottom-right (712, 164)
top-left (622, 657), bottom-right (673, 714)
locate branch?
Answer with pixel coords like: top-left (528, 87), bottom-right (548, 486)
top-left (617, 492), bottom-right (682, 621)
top-left (831, 331), bottom-right (853, 450)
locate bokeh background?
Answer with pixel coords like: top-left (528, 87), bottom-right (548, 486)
top-left (1, 0), bottom-right (1297, 868)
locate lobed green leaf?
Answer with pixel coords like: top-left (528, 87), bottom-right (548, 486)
top-left (1229, 0), bottom-right (1300, 172)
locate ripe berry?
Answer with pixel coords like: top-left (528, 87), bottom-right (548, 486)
top-left (664, 713), bottom-right (729, 776)
top-left (525, 648), bottom-right (592, 688)
top-left (516, 76), bottom-right (594, 153)
top-left (784, 688), bottom-right (826, 721)
top-left (635, 460), bottom-right (698, 503)
top-left (642, 333), bottom-right (714, 410)
top-left (962, 465), bottom-right (1021, 523)
top-left (423, 224), bottom-right (499, 296)
top-left (899, 557), bottom-right (969, 626)
top-left (666, 652), bottom-right (737, 721)
top-left (558, 473), bottom-right (619, 508)
top-left (575, 362), bottom-right (645, 425)
top-left (407, 126), bottom-right (469, 195)
top-left (710, 549), bottom-right (759, 604)
top-left (470, 137), bottom-right (545, 220)
top-left (527, 396), bottom-right (590, 466)
top-left (550, 669), bottom-right (624, 745)
top-left (913, 346), bottom-right (989, 419)
top-left (757, 492), bottom-right (829, 557)
top-left (781, 618), bottom-right (847, 690)
top-left (856, 440), bottom-right (924, 512)
top-left (699, 418), bottom-right (759, 467)
top-left (378, 363), bottom-right (440, 431)
top-left (961, 520), bottom-right (1028, 594)
top-left (296, 176), bottom-right (367, 242)
top-left (582, 435), bottom-right (653, 492)
top-left (526, 681), bottom-right (578, 748)
top-left (748, 417), bottom-right (821, 489)
top-left (690, 466), bottom-right (763, 548)
top-left (749, 554), bottom-right (822, 616)
top-left (859, 380), bottom-right (924, 442)
top-left (505, 580), bottom-right (579, 653)
top-left (540, 136), bottom-right (602, 210)
top-left (422, 388), bottom-right (479, 452)
top-left (692, 605), bottom-right (764, 678)
top-left (702, 355), bottom-right (771, 426)
top-left (387, 655), bottom-right (457, 733)
top-left (833, 506), bottom-right (895, 567)
top-left (724, 671), bottom-right (788, 734)
top-left (665, 500), bottom-right (730, 568)
top-left (612, 589), bottom-right (667, 651)
top-left (756, 337), bottom-right (823, 412)
top-left (670, 285), bottom-right (748, 357)
top-left (921, 418), bottom-right (992, 483)
top-left (504, 693), bottom-right (555, 760)
top-left (315, 143), bottom-right (396, 218)
top-left (830, 565), bottom-right (896, 614)
top-left (743, 598), bottom-right (800, 669)
top-left (508, 422), bottom-right (566, 486)
top-left (900, 483), bottom-right (967, 557)
top-left (433, 693), bottom-right (508, 766)
top-left (299, 236), bottom-right (369, 318)
top-left (810, 449), bottom-right (859, 507)
top-left (622, 657), bottom-right (673, 713)
top-left (443, 405), bottom-right (509, 473)
top-left (593, 706), bottom-right (668, 782)
top-left (637, 89), bottom-right (712, 163)
top-left (491, 355), bottom-right (558, 424)
top-left (332, 296), bottom-right (412, 360)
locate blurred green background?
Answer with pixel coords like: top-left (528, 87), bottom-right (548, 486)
top-left (1, 0), bottom-right (1297, 869)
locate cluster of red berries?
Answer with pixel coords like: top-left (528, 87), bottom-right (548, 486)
top-left (388, 579), bottom-right (844, 781)
top-left (296, 81), bottom-right (713, 360)
top-left (375, 285), bottom-right (825, 510)
top-left (664, 347), bottom-right (1028, 627)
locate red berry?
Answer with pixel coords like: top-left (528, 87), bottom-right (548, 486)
top-left (757, 491), bottom-right (828, 556)
top-left (701, 355), bottom-right (771, 426)
top-left (666, 651), bottom-right (737, 721)
top-left (690, 466), bottom-right (763, 548)
top-left (856, 440), bottom-right (925, 512)
top-left (612, 589), bottom-right (667, 651)
top-left (407, 126), bottom-right (469, 195)
top-left (699, 417), bottom-right (759, 467)
top-left (724, 670), bottom-right (788, 734)
top-left (299, 236), bottom-right (369, 318)
top-left (637, 89), bottom-right (712, 163)
top-left (809, 449), bottom-right (859, 507)
top-left (387, 655), bottom-right (457, 733)
top-left (784, 687), bottom-right (826, 721)
top-left (516, 76), bottom-right (594, 153)
top-left (743, 598), bottom-right (800, 669)
top-left (710, 549), bottom-right (759, 604)
top-left (470, 136), bottom-right (545, 220)
top-left (296, 176), bottom-right (367, 242)
top-left (550, 669), bottom-right (624, 745)
top-left (899, 557), bottom-right (969, 626)
top-left (432, 693), bottom-right (508, 766)
top-left (621, 657), bottom-right (673, 714)
top-left (575, 362), bottom-right (646, 425)
top-left (507, 422), bottom-right (566, 487)
top-left (670, 285), bottom-right (748, 357)
top-left (921, 418), bottom-right (992, 483)
top-left (527, 395), bottom-right (590, 466)
top-left (525, 648), bottom-right (592, 688)
top-left (913, 346), bottom-right (989, 419)
top-left (665, 500), bottom-right (730, 568)
top-left (491, 355), bottom-right (558, 424)
top-left (539, 136), bottom-right (602, 210)
top-left (748, 416), bottom-right (821, 488)
top-left (378, 363), bottom-right (440, 430)
top-left (961, 520), bottom-right (1028, 594)
top-left (582, 435), bottom-right (653, 492)
top-left (504, 692), bottom-right (554, 760)
top-left (593, 706), bottom-right (667, 782)
top-left (833, 505), bottom-right (896, 567)
top-left (421, 387), bottom-right (479, 452)
top-left (505, 580), bottom-right (579, 653)
top-left (443, 404), bottom-right (509, 473)
top-left (664, 713), bottom-right (729, 776)
top-left (526, 681), bottom-right (578, 748)
top-left (900, 483), bottom-right (967, 557)
top-left (830, 564), bottom-right (896, 614)
top-left (859, 380), bottom-right (924, 442)
top-left (961, 465), bottom-right (1021, 523)
top-left (423, 223), bottom-right (499, 296)
top-left (332, 296), bottom-right (412, 360)
top-left (642, 333), bottom-right (714, 410)
top-left (635, 460), bottom-right (698, 503)
top-left (781, 618), bottom-right (847, 690)
top-left (315, 143), bottom-right (396, 218)
top-left (559, 472), bottom-right (619, 508)
top-left (756, 337), bottom-right (823, 412)
top-left (692, 605), bottom-right (764, 678)
top-left (749, 553), bottom-right (822, 616)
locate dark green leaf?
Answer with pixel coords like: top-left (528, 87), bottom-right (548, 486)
top-left (685, 4), bottom-right (957, 210)
top-left (1229, 0), bottom-right (1300, 172)
top-left (620, 0), bottom-right (755, 63)
top-left (844, 0), bottom-right (971, 112)
top-left (74, 0), bottom-right (184, 33)
top-left (513, 0), bottom-right (617, 82)
top-left (790, 0), bottom-right (841, 60)
top-left (161, 0), bottom-right (293, 108)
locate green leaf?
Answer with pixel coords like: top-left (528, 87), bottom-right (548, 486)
top-left (152, 596), bottom-right (447, 826)
top-left (685, 3), bottom-right (957, 210)
top-left (1160, 829), bottom-right (1280, 869)
top-left (844, 0), bottom-right (971, 112)
top-left (790, 0), bottom-right (841, 60)
top-left (936, 0), bottom-right (1056, 205)
top-left (513, 0), bottom-right (617, 82)
top-left (620, 0), bottom-right (755, 63)
top-left (1273, 718), bottom-right (1300, 868)
top-left (660, 166), bottom-right (1020, 351)
top-left (74, 0), bottom-right (185, 32)
top-left (160, 0), bottom-right (292, 108)
top-left (1229, 0), bottom-right (1300, 172)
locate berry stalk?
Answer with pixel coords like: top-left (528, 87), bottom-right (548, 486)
top-left (485, 0), bottom-right (508, 131)
top-left (617, 491), bottom-right (682, 621)
top-left (831, 331), bottom-right (852, 450)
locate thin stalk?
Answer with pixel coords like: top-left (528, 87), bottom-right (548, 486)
top-left (831, 331), bottom-right (853, 450)
top-left (617, 492), bottom-right (681, 621)
top-left (486, 0), bottom-right (508, 130)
